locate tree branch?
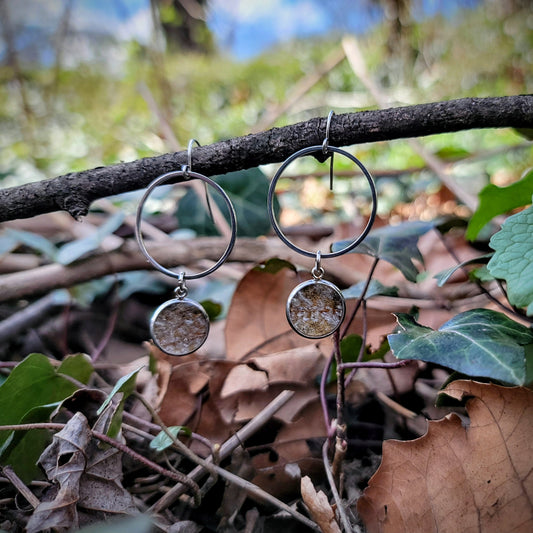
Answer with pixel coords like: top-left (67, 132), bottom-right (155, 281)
top-left (0, 96), bottom-right (531, 223)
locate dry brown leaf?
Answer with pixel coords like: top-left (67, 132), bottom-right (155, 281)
top-left (26, 412), bottom-right (137, 533)
top-left (357, 380), bottom-right (533, 533)
top-left (252, 399), bottom-right (326, 498)
top-left (225, 264), bottom-right (315, 360)
top-left (250, 344), bottom-right (326, 385)
top-left (157, 360), bottom-right (239, 446)
top-left (220, 344), bottom-right (326, 401)
top-left (220, 364), bottom-right (269, 398)
top-left (301, 476), bottom-right (341, 533)
top-left (26, 413), bottom-right (90, 533)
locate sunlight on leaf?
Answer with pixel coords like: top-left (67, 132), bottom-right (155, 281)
top-left (466, 168), bottom-right (533, 241)
top-left (388, 309), bottom-right (533, 385)
top-left (57, 353), bottom-right (93, 385)
top-left (488, 204), bottom-right (533, 315)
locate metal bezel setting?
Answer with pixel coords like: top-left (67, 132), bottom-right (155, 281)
top-left (150, 297), bottom-right (210, 356)
top-left (286, 278), bottom-right (346, 339)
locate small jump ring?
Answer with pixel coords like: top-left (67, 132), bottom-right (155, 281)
top-left (135, 169), bottom-right (237, 280)
top-left (267, 144), bottom-right (377, 259)
top-left (312, 251), bottom-right (325, 279)
top-left (322, 110), bottom-right (334, 155)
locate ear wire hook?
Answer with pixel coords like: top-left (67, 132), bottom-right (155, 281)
top-left (186, 138), bottom-right (215, 224)
top-left (322, 111), bottom-right (335, 191)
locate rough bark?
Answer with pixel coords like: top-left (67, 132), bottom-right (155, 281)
top-left (0, 95), bottom-right (531, 223)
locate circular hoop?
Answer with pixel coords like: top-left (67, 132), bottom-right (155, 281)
top-left (135, 170), bottom-right (237, 280)
top-left (267, 145), bottom-right (377, 259)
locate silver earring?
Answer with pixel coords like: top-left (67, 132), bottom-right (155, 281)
top-left (267, 111), bottom-right (377, 339)
top-left (135, 140), bottom-right (237, 355)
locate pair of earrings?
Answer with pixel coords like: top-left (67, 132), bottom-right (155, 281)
top-left (135, 112), bottom-right (377, 356)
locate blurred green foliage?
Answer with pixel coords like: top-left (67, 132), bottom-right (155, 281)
top-left (0, 1), bottom-right (531, 196)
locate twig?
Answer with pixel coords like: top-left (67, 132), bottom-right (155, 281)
top-left (339, 360), bottom-right (410, 370)
top-left (1, 95), bottom-right (530, 222)
top-left (1, 465), bottom-right (40, 509)
top-left (91, 286), bottom-right (119, 362)
top-left (137, 395), bottom-right (319, 530)
top-left (320, 257), bottom-right (380, 433)
top-left (344, 299), bottom-right (368, 388)
top-left (331, 331), bottom-right (347, 485)
top-left (322, 441), bottom-right (353, 533)
top-left (376, 391), bottom-right (417, 419)
top-left (0, 237), bottom-right (287, 303)
top-left (252, 45), bottom-right (347, 133)
top-left (138, 81), bottom-right (232, 239)
top-left (342, 35), bottom-right (479, 210)
top-left (0, 291), bottom-right (67, 344)
top-left (340, 257), bottom-right (380, 338)
top-left (143, 389), bottom-right (317, 531)
top-left (0, 422), bottom-right (201, 503)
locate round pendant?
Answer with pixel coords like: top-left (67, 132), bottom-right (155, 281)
top-left (150, 298), bottom-right (209, 356)
top-left (286, 279), bottom-right (345, 339)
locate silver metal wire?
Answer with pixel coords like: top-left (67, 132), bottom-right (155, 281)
top-left (267, 145), bottom-right (377, 259)
top-left (322, 110), bottom-right (334, 154)
top-left (135, 169), bottom-right (237, 281)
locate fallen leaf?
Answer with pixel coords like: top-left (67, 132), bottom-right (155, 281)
top-left (157, 360), bottom-right (239, 447)
top-left (357, 380), bottom-right (533, 533)
top-left (220, 344), bottom-right (326, 400)
top-left (225, 261), bottom-right (315, 360)
top-left (26, 412), bottom-right (137, 533)
top-left (220, 364), bottom-right (269, 399)
top-left (26, 412), bottom-right (91, 533)
top-left (252, 399), bottom-right (326, 499)
top-left (301, 476), bottom-right (341, 533)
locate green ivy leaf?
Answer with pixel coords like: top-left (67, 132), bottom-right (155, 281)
top-left (342, 279), bottom-right (398, 299)
top-left (0, 403), bottom-right (59, 482)
top-left (200, 300), bottom-right (223, 321)
top-left (57, 353), bottom-right (93, 385)
top-left (466, 169), bottom-right (533, 241)
top-left (333, 221), bottom-right (436, 282)
top-left (388, 309), bottom-right (533, 385)
top-left (0, 353), bottom-right (85, 479)
top-left (253, 257), bottom-right (297, 274)
top-left (149, 426), bottom-right (192, 452)
top-left (0, 354), bottom-right (82, 447)
top-left (177, 168), bottom-right (280, 237)
top-left (488, 204), bottom-right (533, 315)
top-left (97, 366), bottom-right (143, 438)
top-left (434, 254), bottom-right (493, 287)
